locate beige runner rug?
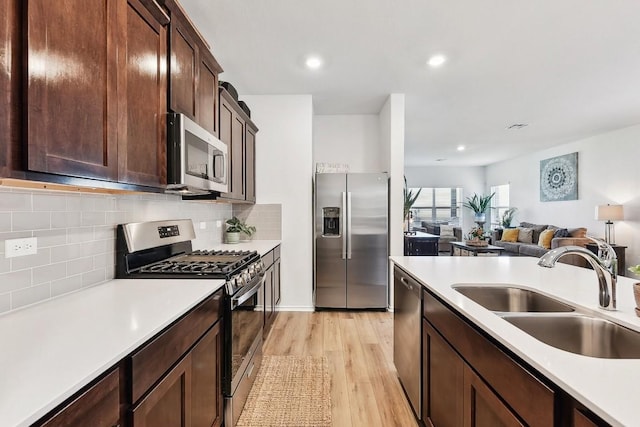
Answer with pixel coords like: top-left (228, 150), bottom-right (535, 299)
top-left (236, 355), bottom-right (331, 427)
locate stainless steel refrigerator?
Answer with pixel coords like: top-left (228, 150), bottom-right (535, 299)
top-left (314, 173), bottom-right (389, 309)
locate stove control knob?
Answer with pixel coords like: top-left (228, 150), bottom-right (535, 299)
top-left (236, 274), bottom-right (246, 288)
top-left (225, 277), bottom-right (236, 293)
top-left (248, 264), bottom-right (256, 275)
top-left (243, 271), bottom-right (251, 283)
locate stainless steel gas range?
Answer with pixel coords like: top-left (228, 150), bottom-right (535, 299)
top-left (116, 219), bottom-right (266, 427)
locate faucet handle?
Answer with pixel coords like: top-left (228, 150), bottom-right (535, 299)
top-left (586, 235), bottom-right (618, 274)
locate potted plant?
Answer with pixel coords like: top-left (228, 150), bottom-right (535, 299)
top-left (403, 177), bottom-right (422, 232)
top-left (500, 207), bottom-right (518, 228)
top-left (463, 193), bottom-right (495, 224)
top-left (225, 216), bottom-right (256, 243)
top-left (465, 226), bottom-right (489, 246)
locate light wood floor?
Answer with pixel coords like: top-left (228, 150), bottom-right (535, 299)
top-left (263, 311), bottom-right (419, 427)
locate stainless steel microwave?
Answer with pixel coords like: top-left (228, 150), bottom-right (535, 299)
top-left (166, 113), bottom-right (228, 195)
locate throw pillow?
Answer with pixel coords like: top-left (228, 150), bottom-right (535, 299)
top-left (517, 227), bottom-right (534, 244)
top-left (538, 229), bottom-right (556, 249)
top-left (568, 227), bottom-right (587, 238)
top-left (554, 228), bottom-right (570, 238)
top-left (440, 225), bottom-right (455, 237)
top-left (501, 228), bottom-right (519, 242)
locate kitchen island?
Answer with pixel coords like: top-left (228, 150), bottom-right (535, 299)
top-left (391, 255), bottom-right (640, 426)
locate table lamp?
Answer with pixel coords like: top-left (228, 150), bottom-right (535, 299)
top-left (595, 204), bottom-right (624, 244)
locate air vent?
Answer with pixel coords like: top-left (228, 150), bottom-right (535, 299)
top-left (435, 158), bottom-right (447, 162)
top-left (506, 123), bottom-right (529, 130)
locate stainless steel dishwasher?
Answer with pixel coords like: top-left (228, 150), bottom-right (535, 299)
top-left (393, 265), bottom-right (422, 418)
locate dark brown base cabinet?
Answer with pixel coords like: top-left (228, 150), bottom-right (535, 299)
top-left (421, 286), bottom-right (610, 427)
top-left (34, 289), bottom-right (224, 427)
top-left (131, 321), bottom-right (222, 427)
top-left (34, 368), bottom-right (121, 427)
top-left (263, 245), bottom-right (281, 338)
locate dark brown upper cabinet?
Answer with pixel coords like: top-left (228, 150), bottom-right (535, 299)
top-left (0, 0), bottom-right (21, 178)
top-left (23, 0), bottom-right (169, 187)
top-left (162, 0), bottom-right (222, 137)
top-left (216, 88), bottom-right (257, 204)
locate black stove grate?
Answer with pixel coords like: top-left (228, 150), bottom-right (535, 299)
top-left (135, 249), bottom-right (259, 277)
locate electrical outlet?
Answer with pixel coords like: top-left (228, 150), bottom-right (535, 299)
top-left (216, 220), bottom-right (222, 228)
top-left (5, 237), bottom-right (37, 258)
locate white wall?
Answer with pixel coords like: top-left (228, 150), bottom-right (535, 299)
top-left (404, 165), bottom-right (486, 231)
top-left (241, 95), bottom-right (314, 310)
top-left (486, 123), bottom-right (640, 274)
top-left (313, 115), bottom-right (382, 172)
top-left (381, 94), bottom-right (405, 309)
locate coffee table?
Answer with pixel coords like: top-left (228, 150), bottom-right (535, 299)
top-left (450, 241), bottom-right (505, 256)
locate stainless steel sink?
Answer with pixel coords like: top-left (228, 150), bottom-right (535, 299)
top-left (503, 314), bottom-right (640, 359)
top-left (452, 285), bottom-right (575, 313)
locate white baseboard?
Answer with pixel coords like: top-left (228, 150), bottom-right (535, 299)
top-left (275, 305), bottom-right (315, 312)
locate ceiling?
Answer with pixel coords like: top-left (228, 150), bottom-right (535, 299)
top-left (180, 0), bottom-right (640, 167)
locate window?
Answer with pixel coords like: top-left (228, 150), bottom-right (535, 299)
top-left (490, 184), bottom-right (510, 229)
top-left (409, 187), bottom-right (463, 228)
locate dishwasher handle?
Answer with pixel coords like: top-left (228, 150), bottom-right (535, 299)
top-left (399, 276), bottom-right (421, 297)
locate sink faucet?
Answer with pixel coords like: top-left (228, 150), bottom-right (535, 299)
top-left (537, 238), bottom-right (617, 310)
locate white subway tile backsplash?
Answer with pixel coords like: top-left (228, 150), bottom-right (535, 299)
top-left (51, 275), bottom-right (83, 297)
top-left (65, 195), bottom-right (83, 211)
top-left (0, 185), bottom-right (232, 314)
top-left (83, 268), bottom-right (106, 286)
top-left (12, 283), bottom-right (51, 309)
top-left (34, 229), bottom-right (67, 248)
top-left (0, 213), bottom-right (11, 232)
top-left (0, 270), bottom-right (32, 293)
top-left (11, 248), bottom-right (51, 271)
top-left (12, 212), bottom-right (50, 231)
top-left (67, 227), bottom-right (95, 244)
top-left (50, 243), bottom-right (85, 263)
top-left (94, 226), bottom-right (116, 241)
top-left (32, 262), bottom-right (67, 285)
top-left (0, 293), bottom-right (9, 314)
top-left (51, 211), bottom-right (82, 229)
top-left (67, 257), bottom-right (94, 276)
top-left (93, 252), bottom-right (115, 269)
top-left (33, 194), bottom-right (67, 211)
top-left (0, 256), bottom-right (10, 274)
top-left (0, 193), bottom-right (32, 212)
top-left (81, 212), bottom-right (106, 227)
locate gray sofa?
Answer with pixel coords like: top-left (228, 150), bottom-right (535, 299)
top-left (491, 221), bottom-right (590, 267)
top-left (420, 222), bottom-right (463, 253)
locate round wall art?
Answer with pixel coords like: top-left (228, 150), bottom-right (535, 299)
top-left (539, 152), bottom-right (578, 202)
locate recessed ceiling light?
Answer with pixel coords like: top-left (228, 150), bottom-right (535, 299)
top-left (457, 145), bottom-right (465, 152)
top-left (305, 55), bottom-right (323, 70)
top-left (427, 54), bottom-right (447, 68)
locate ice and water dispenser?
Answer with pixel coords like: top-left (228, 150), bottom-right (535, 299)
top-left (322, 207), bottom-right (341, 237)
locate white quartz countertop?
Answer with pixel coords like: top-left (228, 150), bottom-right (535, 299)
top-left (390, 256), bottom-right (640, 426)
top-left (0, 278), bottom-right (225, 427)
top-left (209, 240), bottom-right (281, 257)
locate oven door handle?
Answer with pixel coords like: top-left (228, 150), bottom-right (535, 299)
top-left (231, 272), bottom-right (266, 309)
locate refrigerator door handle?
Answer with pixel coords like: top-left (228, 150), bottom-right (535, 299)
top-left (342, 192), bottom-right (347, 260)
top-left (347, 192), bottom-right (352, 259)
